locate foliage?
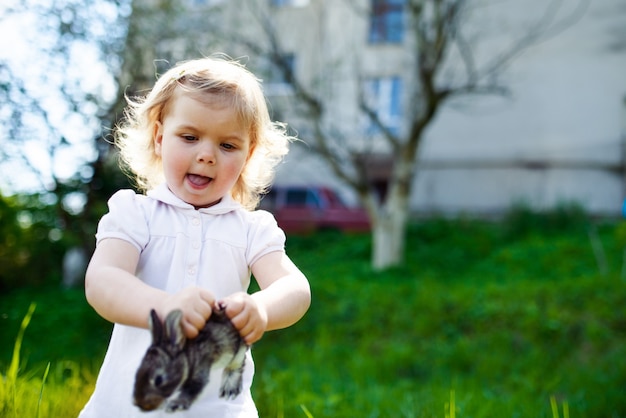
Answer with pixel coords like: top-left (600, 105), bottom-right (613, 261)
top-left (254, 213), bottom-right (624, 417)
top-left (0, 193), bottom-right (70, 290)
top-left (0, 0), bottom-right (129, 191)
top-left (0, 0), bottom-right (138, 282)
top-left (1, 210), bottom-right (625, 417)
top-left (0, 173), bottom-right (135, 290)
top-left (0, 303), bottom-right (96, 418)
top-left (0, 286), bottom-right (111, 368)
top-left (501, 202), bottom-right (589, 239)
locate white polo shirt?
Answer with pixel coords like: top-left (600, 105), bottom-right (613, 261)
top-left (79, 184), bottom-right (285, 418)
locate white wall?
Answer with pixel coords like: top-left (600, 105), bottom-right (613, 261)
top-left (268, 0), bottom-right (626, 216)
top-left (414, 0), bottom-right (626, 215)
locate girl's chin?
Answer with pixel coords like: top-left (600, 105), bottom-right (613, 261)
top-left (172, 187), bottom-right (217, 208)
top-left (184, 193), bottom-right (221, 209)
top-left (193, 200), bottom-right (221, 209)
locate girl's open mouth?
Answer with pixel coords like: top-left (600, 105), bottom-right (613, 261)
top-left (187, 174), bottom-right (212, 187)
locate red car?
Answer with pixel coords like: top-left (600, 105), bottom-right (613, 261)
top-left (258, 186), bottom-right (370, 234)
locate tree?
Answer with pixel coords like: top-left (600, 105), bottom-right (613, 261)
top-left (0, 188), bottom-right (90, 289)
top-left (88, 0), bottom-right (590, 271)
top-left (217, 0), bottom-right (590, 269)
top-left (0, 0), bottom-right (131, 265)
top-left (0, 0), bottom-right (128, 191)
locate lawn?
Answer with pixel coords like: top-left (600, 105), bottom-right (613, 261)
top-left (1, 208), bottom-right (625, 417)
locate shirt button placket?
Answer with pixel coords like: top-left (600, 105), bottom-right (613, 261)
top-left (188, 214), bottom-right (202, 284)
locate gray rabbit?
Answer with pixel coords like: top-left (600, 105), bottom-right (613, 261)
top-left (133, 306), bottom-right (248, 412)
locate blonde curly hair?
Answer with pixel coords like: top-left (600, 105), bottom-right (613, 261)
top-left (115, 56), bottom-right (292, 210)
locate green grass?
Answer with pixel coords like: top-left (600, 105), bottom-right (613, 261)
top-left (1, 211), bottom-right (625, 417)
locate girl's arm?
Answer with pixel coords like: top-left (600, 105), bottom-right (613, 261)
top-left (85, 238), bottom-right (215, 337)
top-left (221, 251), bottom-right (311, 344)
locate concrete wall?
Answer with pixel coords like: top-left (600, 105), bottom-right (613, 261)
top-left (413, 0), bottom-right (626, 215)
top-left (261, 0), bottom-right (626, 216)
top-left (159, 0), bottom-right (626, 216)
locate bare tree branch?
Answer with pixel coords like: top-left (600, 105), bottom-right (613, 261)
top-left (477, 0), bottom-right (590, 82)
top-left (193, 0), bottom-right (596, 268)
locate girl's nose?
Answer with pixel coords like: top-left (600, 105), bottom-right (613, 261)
top-left (197, 143), bottom-right (216, 165)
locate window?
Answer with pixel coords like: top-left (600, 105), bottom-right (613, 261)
top-left (270, 54), bottom-right (295, 84)
top-left (264, 53), bottom-right (296, 95)
top-left (285, 189), bottom-right (308, 205)
top-left (369, 0), bottom-right (405, 44)
top-left (363, 77), bottom-right (403, 136)
top-left (285, 189), bottom-right (321, 208)
top-left (187, 0), bottom-right (225, 6)
top-left (271, 0), bottom-right (309, 7)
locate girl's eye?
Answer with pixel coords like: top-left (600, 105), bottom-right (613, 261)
top-left (181, 135), bottom-right (196, 142)
top-left (221, 143), bottom-right (236, 150)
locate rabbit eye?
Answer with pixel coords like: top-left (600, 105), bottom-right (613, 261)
top-left (154, 375), bottom-right (164, 387)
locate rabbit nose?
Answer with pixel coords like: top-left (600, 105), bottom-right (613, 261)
top-left (135, 395), bottom-right (162, 411)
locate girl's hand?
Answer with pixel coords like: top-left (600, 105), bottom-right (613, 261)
top-left (160, 287), bottom-right (216, 339)
top-left (220, 292), bottom-right (268, 345)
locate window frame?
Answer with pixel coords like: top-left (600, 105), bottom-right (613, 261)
top-left (362, 76), bottom-right (404, 136)
top-left (271, 0), bottom-right (310, 7)
top-left (368, 0), bottom-right (405, 44)
top-left (263, 53), bottom-right (296, 96)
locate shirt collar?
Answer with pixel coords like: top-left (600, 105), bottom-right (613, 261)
top-left (147, 183), bottom-right (241, 215)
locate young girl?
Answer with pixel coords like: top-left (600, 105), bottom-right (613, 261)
top-left (79, 57), bottom-right (311, 417)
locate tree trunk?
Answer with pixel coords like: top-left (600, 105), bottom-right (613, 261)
top-left (372, 212), bottom-right (406, 270)
top-left (371, 166), bottom-right (411, 270)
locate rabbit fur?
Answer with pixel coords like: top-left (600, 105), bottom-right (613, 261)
top-left (133, 306), bottom-right (248, 412)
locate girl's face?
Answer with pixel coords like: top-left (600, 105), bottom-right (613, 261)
top-left (154, 89), bottom-right (251, 208)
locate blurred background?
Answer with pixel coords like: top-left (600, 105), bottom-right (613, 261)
top-left (1, 0), bottom-right (625, 416)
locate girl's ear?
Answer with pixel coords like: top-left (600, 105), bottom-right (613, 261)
top-left (153, 121), bottom-right (164, 157)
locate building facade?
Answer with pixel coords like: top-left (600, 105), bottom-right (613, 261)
top-left (131, 0), bottom-right (626, 216)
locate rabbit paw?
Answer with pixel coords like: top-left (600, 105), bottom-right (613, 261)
top-left (219, 371), bottom-right (243, 399)
top-left (165, 397), bottom-right (192, 412)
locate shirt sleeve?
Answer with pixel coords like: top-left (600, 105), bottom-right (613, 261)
top-left (95, 190), bottom-right (150, 252)
top-left (246, 210), bottom-right (286, 266)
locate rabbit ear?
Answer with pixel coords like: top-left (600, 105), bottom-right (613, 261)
top-left (163, 310), bottom-right (186, 350)
top-left (148, 309), bottom-right (164, 344)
